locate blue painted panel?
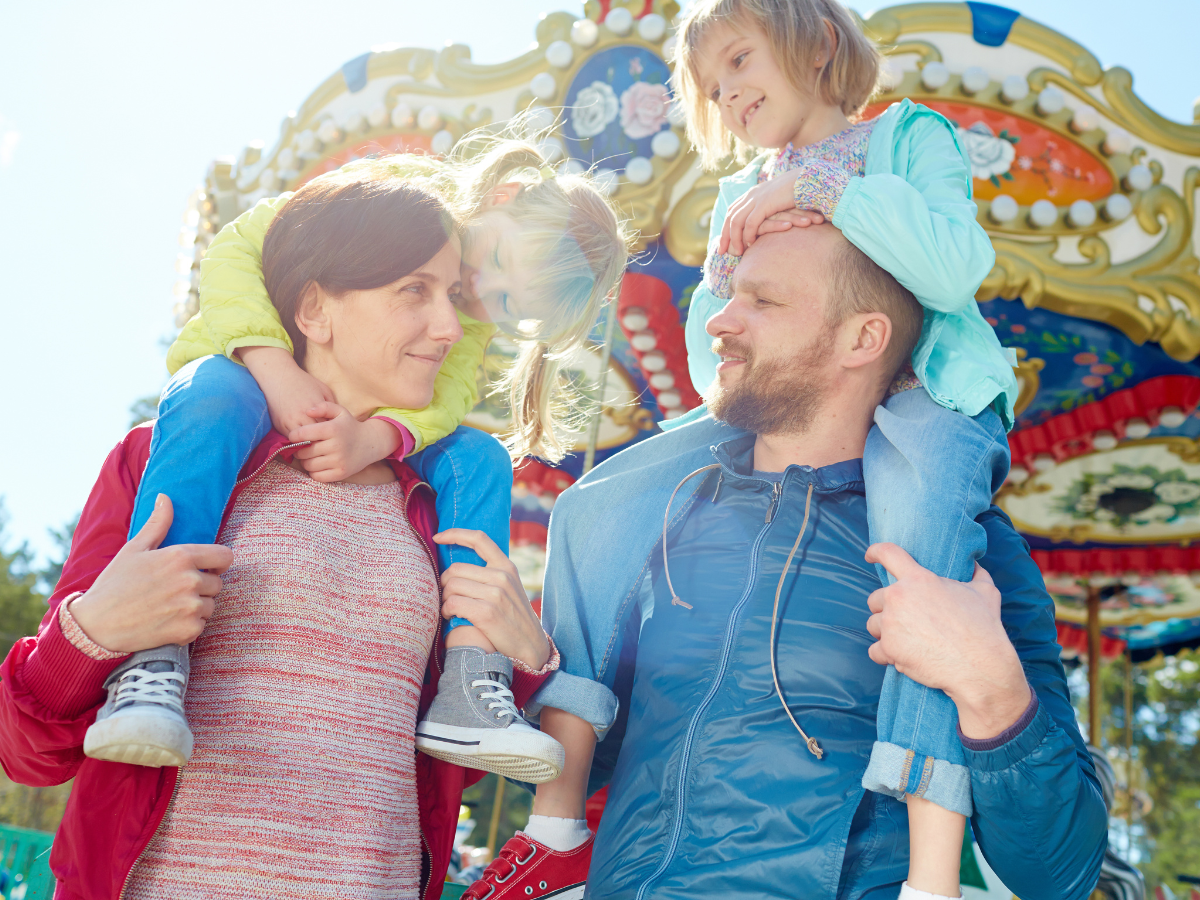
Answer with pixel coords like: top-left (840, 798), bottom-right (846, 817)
top-left (966, 2), bottom-right (1021, 47)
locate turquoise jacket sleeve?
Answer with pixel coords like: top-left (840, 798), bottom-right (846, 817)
top-left (832, 112), bottom-right (995, 314)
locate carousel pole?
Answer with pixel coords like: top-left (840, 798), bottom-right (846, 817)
top-left (582, 299), bottom-right (619, 475)
top-left (1086, 581), bottom-right (1102, 745)
top-left (486, 775), bottom-right (506, 860)
top-left (1124, 649), bottom-right (1135, 853)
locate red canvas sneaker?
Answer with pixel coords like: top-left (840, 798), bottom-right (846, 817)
top-left (461, 831), bottom-right (592, 900)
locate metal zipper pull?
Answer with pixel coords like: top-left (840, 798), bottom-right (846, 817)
top-left (765, 480), bottom-right (782, 523)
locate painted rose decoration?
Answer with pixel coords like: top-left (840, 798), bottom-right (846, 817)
top-left (619, 81), bottom-right (670, 140)
top-left (1055, 465), bottom-right (1200, 527)
top-left (571, 81), bottom-right (619, 139)
top-left (957, 121), bottom-right (1016, 183)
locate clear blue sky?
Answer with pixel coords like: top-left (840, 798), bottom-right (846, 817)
top-left (1, 0), bottom-right (1197, 565)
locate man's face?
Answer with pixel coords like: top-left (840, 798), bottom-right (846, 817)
top-left (704, 227), bottom-right (842, 436)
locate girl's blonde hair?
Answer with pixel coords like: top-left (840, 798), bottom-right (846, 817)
top-left (426, 119), bottom-right (635, 463)
top-left (673, 0), bottom-right (881, 170)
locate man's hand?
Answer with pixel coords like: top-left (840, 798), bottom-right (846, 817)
top-left (718, 173), bottom-right (825, 256)
top-left (239, 346), bottom-right (335, 435)
top-left (434, 528), bottom-right (550, 672)
top-left (70, 495), bottom-right (233, 652)
top-left (289, 403), bottom-right (403, 483)
top-left (864, 543), bottom-right (1032, 740)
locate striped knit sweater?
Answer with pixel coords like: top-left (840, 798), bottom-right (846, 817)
top-left (124, 460), bottom-right (441, 899)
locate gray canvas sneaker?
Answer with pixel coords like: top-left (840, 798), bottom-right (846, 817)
top-left (83, 643), bottom-right (193, 767)
top-left (416, 646), bottom-right (564, 783)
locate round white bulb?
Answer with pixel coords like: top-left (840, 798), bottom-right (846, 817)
top-left (1001, 74), bottom-right (1029, 103)
top-left (988, 194), bottom-right (1019, 223)
top-left (878, 59), bottom-right (904, 91)
top-left (1103, 128), bottom-right (1132, 155)
top-left (1160, 407), bottom-right (1187, 428)
top-left (317, 120), bottom-right (342, 144)
top-left (530, 72), bottom-right (558, 100)
top-left (630, 331), bottom-right (657, 351)
top-left (1029, 199), bottom-right (1058, 228)
top-left (920, 61), bottom-right (949, 90)
top-left (431, 130), bottom-right (454, 154)
top-left (621, 307), bottom-right (649, 331)
top-left (605, 7), bottom-right (633, 35)
top-left (624, 156), bottom-right (654, 184)
top-left (651, 130), bottom-right (681, 158)
top-left (1104, 193), bottom-right (1133, 221)
top-left (1125, 164), bottom-right (1153, 191)
top-left (277, 147), bottom-right (296, 169)
top-left (392, 103), bottom-right (414, 128)
top-left (1006, 467), bottom-right (1030, 484)
top-left (538, 136), bottom-right (565, 163)
top-left (559, 158), bottom-right (586, 176)
top-left (526, 106), bottom-right (557, 132)
top-left (417, 105), bottom-right (442, 130)
top-left (1036, 86), bottom-right (1065, 116)
top-left (961, 66), bottom-right (989, 94)
top-left (1033, 453), bottom-right (1056, 472)
top-left (1125, 417), bottom-right (1151, 439)
top-left (1067, 199), bottom-right (1097, 227)
top-left (640, 350), bottom-right (667, 372)
top-left (347, 111), bottom-right (368, 133)
top-left (657, 389), bottom-right (682, 408)
top-left (594, 167), bottom-right (619, 196)
top-left (296, 130), bottom-right (319, 153)
top-left (260, 169), bottom-right (279, 191)
top-left (649, 372), bottom-right (675, 389)
top-left (637, 13), bottom-right (666, 42)
top-left (1092, 430), bottom-right (1118, 451)
top-left (662, 35), bottom-right (678, 61)
top-left (1070, 107), bottom-right (1098, 133)
top-left (368, 104), bottom-right (389, 128)
top-left (546, 40), bottom-right (574, 68)
top-left (571, 18), bottom-right (599, 47)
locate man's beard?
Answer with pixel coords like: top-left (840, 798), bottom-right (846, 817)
top-left (706, 330), bottom-right (834, 436)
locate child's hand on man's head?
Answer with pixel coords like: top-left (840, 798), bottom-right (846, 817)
top-left (289, 403), bottom-right (403, 482)
top-left (718, 173), bottom-right (825, 256)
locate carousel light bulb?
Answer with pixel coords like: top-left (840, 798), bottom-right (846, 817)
top-left (1032, 453), bottom-right (1056, 472)
top-left (594, 167), bottom-right (619, 196)
top-left (1103, 128), bottom-right (1132, 155)
top-left (546, 40), bottom-right (574, 68)
top-left (345, 111), bottom-right (367, 133)
top-left (317, 120), bottom-right (342, 144)
top-left (558, 159), bottom-right (586, 176)
top-left (392, 103), bottom-right (415, 128)
top-left (571, 18), bottom-right (599, 47)
top-left (625, 156), bottom-right (654, 184)
top-left (1160, 406), bottom-right (1187, 428)
top-left (640, 350), bottom-right (667, 372)
top-left (1036, 86), bottom-right (1066, 116)
top-left (538, 136), bottom-right (565, 162)
top-left (1070, 106), bottom-right (1099, 133)
top-left (662, 36), bottom-right (678, 61)
top-left (417, 105), bottom-right (442, 130)
top-left (260, 169), bottom-right (279, 191)
top-left (526, 106), bottom-right (557, 132)
top-left (1005, 466), bottom-right (1029, 484)
top-left (530, 72), bottom-right (558, 101)
top-left (296, 130), bottom-right (319, 153)
top-left (1124, 164), bottom-right (1153, 191)
top-left (1103, 193), bottom-right (1133, 221)
top-left (1067, 199), bottom-right (1097, 227)
top-left (368, 104), bottom-right (389, 128)
top-left (638, 13), bottom-right (667, 42)
top-left (657, 389), bottom-right (682, 408)
top-left (960, 66), bottom-right (989, 95)
top-left (877, 59), bottom-right (903, 91)
top-left (651, 129), bottom-right (681, 158)
top-left (277, 147), bottom-right (296, 169)
top-left (920, 61), bottom-right (949, 90)
top-left (630, 331), bottom-right (658, 351)
top-left (1125, 417), bottom-right (1151, 439)
top-left (1000, 74), bottom-right (1029, 103)
top-left (988, 194), bottom-right (1019, 223)
top-left (605, 7), bottom-right (633, 35)
top-left (1092, 430), bottom-right (1118, 450)
top-left (621, 307), bottom-right (649, 331)
top-left (664, 408), bottom-right (686, 419)
top-left (431, 130), bottom-right (454, 154)
top-left (1028, 199), bottom-right (1058, 228)
top-left (649, 372), bottom-right (675, 389)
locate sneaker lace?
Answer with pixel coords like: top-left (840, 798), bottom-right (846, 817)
top-left (112, 667), bottom-right (187, 715)
top-left (470, 678), bottom-right (520, 722)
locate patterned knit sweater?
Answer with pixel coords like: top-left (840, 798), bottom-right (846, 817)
top-left (124, 460), bottom-right (441, 899)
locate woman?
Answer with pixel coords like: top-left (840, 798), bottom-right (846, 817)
top-left (0, 165), bottom-right (556, 900)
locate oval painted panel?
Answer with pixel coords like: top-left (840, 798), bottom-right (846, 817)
top-left (863, 100), bottom-right (1113, 204)
top-left (562, 44), bottom-right (672, 172)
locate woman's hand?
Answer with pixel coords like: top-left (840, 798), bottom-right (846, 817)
top-left (433, 528), bottom-right (550, 671)
top-left (289, 402), bottom-right (404, 482)
top-left (239, 345), bottom-right (335, 435)
top-left (718, 173), bottom-right (825, 256)
top-left (70, 495), bottom-right (233, 653)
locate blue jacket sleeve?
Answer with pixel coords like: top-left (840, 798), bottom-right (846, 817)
top-left (969, 508), bottom-right (1107, 900)
top-left (832, 112), bottom-right (996, 314)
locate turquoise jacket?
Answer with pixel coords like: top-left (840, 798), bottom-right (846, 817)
top-left (683, 99), bottom-right (1018, 430)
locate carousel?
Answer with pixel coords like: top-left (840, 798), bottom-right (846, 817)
top-left (170, 2), bottom-right (1200, 897)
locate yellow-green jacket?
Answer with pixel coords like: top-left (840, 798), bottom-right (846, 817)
top-left (167, 158), bottom-right (491, 453)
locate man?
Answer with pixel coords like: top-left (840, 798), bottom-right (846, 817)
top-left (478, 224), bottom-right (1106, 900)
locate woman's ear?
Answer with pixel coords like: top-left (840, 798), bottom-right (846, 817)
top-left (294, 282), bottom-right (333, 348)
top-left (485, 182), bottom-right (523, 208)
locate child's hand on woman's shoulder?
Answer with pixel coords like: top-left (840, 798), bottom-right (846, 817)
top-left (719, 172), bottom-right (824, 257)
top-left (289, 402), bottom-right (403, 483)
top-left (239, 346), bottom-right (336, 435)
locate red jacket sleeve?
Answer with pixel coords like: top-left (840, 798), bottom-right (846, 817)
top-left (0, 426), bottom-right (151, 786)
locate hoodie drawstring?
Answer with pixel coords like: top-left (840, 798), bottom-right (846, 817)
top-left (662, 465), bottom-right (721, 609)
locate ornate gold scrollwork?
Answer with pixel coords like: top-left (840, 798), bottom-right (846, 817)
top-left (1013, 348), bottom-right (1044, 416)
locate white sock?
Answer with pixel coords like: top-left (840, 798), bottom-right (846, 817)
top-left (523, 814), bottom-right (591, 852)
top-left (898, 883), bottom-right (962, 900)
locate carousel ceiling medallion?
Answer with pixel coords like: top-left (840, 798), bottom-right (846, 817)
top-left (862, 3), bottom-right (1200, 362)
top-left (998, 437), bottom-right (1200, 544)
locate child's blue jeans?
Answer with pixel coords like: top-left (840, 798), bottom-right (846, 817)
top-left (859, 387), bottom-right (1010, 818)
top-left (129, 356), bottom-right (513, 635)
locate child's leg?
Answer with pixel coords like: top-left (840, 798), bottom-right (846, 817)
top-left (532, 707), bottom-right (597, 821)
top-left (86, 355), bottom-right (271, 768)
top-left (861, 387), bottom-right (1010, 896)
top-left (409, 425), bottom-right (513, 653)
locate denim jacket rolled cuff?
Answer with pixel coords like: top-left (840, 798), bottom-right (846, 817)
top-left (23, 595), bottom-right (129, 720)
top-left (959, 687), bottom-right (1053, 774)
top-left (792, 160), bottom-right (851, 219)
top-left (703, 249), bottom-right (739, 302)
top-left (525, 668), bottom-right (621, 740)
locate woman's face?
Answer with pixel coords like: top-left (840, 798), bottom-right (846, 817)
top-left (300, 236), bottom-right (464, 416)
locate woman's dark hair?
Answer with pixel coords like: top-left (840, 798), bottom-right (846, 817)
top-left (261, 159), bottom-right (456, 363)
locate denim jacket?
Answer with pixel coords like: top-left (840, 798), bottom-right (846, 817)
top-left (532, 415), bottom-right (1106, 898)
top-left (682, 100), bottom-right (1019, 430)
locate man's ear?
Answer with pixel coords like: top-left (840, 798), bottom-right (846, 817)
top-left (842, 311), bottom-right (891, 370)
top-left (294, 282), bottom-right (333, 348)
top-left (485, 182), bottom-right (523, 208)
